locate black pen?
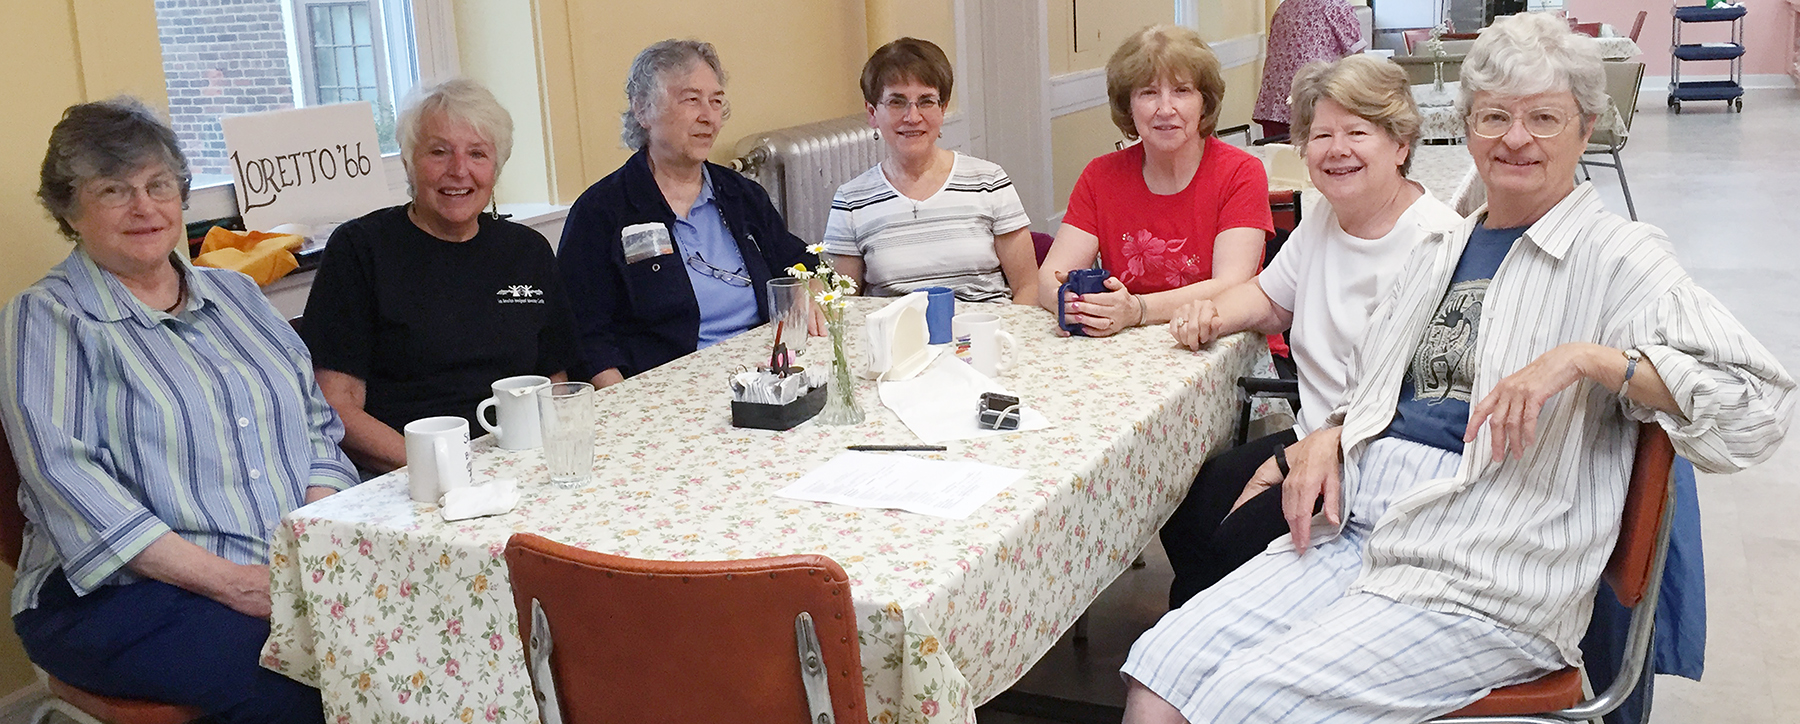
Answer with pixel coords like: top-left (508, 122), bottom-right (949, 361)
top-left (846, 445), bottom-right (947, 452)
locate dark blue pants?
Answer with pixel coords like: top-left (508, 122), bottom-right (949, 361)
top-left (13, 570), bottom-right (324, 724)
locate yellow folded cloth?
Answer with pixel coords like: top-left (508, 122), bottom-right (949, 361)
top-left (192, 228), bottom-right (304, 286)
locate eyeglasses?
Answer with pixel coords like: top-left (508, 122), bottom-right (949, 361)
top-left (879, 96), bottom-right (943, 114)
top-left (684, 251), bottom-right (751, 287)
top-left (86, 175), bottom-right (183, 209)
top-left (1466, 107), bottom-right (1579, 139)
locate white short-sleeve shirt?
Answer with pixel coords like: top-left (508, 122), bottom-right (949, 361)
top-left (1259, 190), bottom-right (1463, 434)
top-left (823, 153), bottom-right (1031, 301)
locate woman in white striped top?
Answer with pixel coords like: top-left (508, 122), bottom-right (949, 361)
top-left (1120, 13), bottom-right (1793, 723)
top-left (824, 38), bottom-right (1038, 304)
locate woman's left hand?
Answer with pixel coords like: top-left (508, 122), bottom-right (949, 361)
top-left (808, 299), bottom-right (828, 336)
top-left (1465, 342), bottom-right (1606, 461)
top-left (1064, 276), bottom-right (1141, 337)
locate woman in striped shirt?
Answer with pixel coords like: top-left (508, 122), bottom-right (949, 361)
top-left (1, 98), bottom-right (354, 723)
top-left (824, 37), bottom-right (1038, 304)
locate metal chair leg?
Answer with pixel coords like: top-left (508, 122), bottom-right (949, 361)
top-left (1611, 150), bottom-right (1637, 221)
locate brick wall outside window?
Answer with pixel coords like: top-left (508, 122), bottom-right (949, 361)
top-left (156, 0), bottom-right (297, 178)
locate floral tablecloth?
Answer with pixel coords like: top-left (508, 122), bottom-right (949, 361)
top-left (261, 300), bottom-right (1260, 724)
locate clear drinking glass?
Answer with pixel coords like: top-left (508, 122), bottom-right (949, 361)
top-left (766, 277), bottom-right (810, 358)
top-left (536, 382), bottom-right (595, 488)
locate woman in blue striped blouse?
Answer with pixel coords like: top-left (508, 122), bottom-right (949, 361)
top-left (0, 98), bottom-right (355, 723)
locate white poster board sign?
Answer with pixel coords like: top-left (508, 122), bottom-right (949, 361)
top-left (222, 102), bottom-right (391, 230)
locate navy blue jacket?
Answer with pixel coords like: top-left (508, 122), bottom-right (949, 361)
top-left (557, 150), bottom-right (814, 380)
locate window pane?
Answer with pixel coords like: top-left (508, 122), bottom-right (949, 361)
top-left (332, 6), bottom-right (354, 49)
top-left (337, 47), bottom-right (358, 89)
top-left (357, 46), bottom-right (377, 87)
top-left (156, 1), bottom-right (417, 181)
top-left (351, 4), bottom-right (372, 46)
top-left (311, 6), bottom-right (333, 45)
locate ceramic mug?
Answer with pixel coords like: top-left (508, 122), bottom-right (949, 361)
top-left (1057, 268), bottom-right (1112, 336)
top-left (476, 375), bottom-right (550, 450)
top-left (918, 286), bottom-right (955, 344)
top-left (403, 416), bottom-right (471, 504)
top-left (953, 312), bottom-right (1016, 378)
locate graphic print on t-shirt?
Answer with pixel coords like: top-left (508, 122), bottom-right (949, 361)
top-left (1119, 229), bottom-right (1206, 290)
top-left (1407, 279), bottom-right (1486, 403)
top-left (496, 284), bottom-right (547, 304)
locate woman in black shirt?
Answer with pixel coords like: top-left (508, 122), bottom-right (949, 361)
top-left (301, 79), bottom-right (578, 472)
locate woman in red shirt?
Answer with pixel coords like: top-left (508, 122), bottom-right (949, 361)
top-left (1038, 25), bottom-right (1273, 337)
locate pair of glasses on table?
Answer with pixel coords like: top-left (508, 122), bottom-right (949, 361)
top-left (685, 251), bottom-right (751, 287)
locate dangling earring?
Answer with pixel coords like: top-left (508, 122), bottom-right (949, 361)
top-left (874, 129), bottom-right (881, 141)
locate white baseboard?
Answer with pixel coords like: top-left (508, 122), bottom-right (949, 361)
top-left (1641, 74), bottom-right (1797, 91)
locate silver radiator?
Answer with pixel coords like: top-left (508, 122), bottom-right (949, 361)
top-left (730, 115), bottom-right (884, 245)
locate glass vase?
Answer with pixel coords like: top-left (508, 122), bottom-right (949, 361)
top-left (815, 312), bottom-right (864, 426)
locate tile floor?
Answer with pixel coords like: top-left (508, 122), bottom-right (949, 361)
top-left (979, 87), bottom-right (1800, 724)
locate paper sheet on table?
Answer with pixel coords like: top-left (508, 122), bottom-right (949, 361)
top-left (774, 451), bottom-right (1025, 519)
top-left (878, 353), bottom-right (1052, 443)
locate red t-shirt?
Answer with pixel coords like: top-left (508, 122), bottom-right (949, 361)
top-left (1063, 137), bottom-right (1274, 293)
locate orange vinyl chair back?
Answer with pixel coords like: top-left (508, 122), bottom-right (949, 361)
top-left (504, 533), bottom-right (867, 724)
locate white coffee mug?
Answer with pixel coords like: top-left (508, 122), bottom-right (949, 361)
top-left (476, 375), bottom-right (550, 450)
top-left (952, 312), bottom-right (1016, 378)
top-left (404, 416), bottom-right (471, 504)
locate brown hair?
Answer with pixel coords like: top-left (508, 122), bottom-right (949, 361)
top-left (1289, 55), bottom-right (1422, 175)
top-left (860, 37), bottom-right (953, 107)
top-left (1105, 25), bottom-right (1225, 140)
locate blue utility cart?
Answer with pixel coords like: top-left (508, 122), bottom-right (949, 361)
top-left (1669, 3), bottom-right (1749, 112)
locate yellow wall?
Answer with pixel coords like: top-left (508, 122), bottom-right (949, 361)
top-left (0, 1), bottom-right (169, 693)
top-left (455, 0), bottom-right (554, 206)
top-left (536, 0), bottom-right (873, 203)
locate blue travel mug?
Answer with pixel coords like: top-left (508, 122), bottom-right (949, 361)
top-left (919, 287), bottom-right (955, 344)
top-left (1057, 268), bottom-right (1113, 336)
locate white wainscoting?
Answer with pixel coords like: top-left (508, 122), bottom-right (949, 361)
top-left (1049, 33), bottom-right (1266, 119)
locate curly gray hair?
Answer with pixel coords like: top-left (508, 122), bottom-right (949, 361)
top-left (38, 97), bottom-right (190, 240)
top-left (1458, 12), bottom-right (1609, 120)
top-left (620, 39), bottom-right (728, 151)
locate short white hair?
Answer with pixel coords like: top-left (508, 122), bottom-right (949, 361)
top-left (1458, 13), bottom-right (1609, 119)
top-left (397, 78), bottom-right (515, 188)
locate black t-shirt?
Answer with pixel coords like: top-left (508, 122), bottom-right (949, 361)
top-left (301, 205), bottom-right (579, 433)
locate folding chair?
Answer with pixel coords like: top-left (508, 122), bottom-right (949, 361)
top-left (1232, 190), bottom-right (1304, 446)
top-left (1579, 62), bottom-right (1647, 221)
top-left (1432, 423), bottom-right (1678, 723)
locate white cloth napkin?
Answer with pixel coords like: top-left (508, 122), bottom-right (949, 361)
top-left (439, 478), bottom-right (520, 522)
top-left (878, 354), bottom-right (1052, 444)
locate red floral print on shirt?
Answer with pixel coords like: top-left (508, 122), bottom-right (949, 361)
top-left (1119, 230), bottom-right (1206, 290)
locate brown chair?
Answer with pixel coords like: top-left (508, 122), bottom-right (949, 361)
top-left (1573, 21), bottom-right (1604, 37)
top-left (503, 533), bottom-right (866, 724)
top-left (1433, 422), bottom-right (1678, 722)
top-left (1628, 10), bottom-right (1648, 43)
top-left (1402, 28), bottom-right (1432, 54)
top-left (0, 427), bottom-right (205, 724)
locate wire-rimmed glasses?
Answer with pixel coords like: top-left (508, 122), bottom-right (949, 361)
top-left (684, 251), bottom-right (751, 287)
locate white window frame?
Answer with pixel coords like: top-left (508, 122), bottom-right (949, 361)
top-left (186, 1), bottom-right (458, 223)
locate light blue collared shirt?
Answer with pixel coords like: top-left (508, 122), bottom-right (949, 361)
top-left (674, 169), bottom-right (760, 347)
top-left (0, 249), bottom-right (357, 613)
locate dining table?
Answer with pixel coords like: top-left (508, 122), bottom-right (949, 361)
top-left (259, 300), bottom-right (1263, 724)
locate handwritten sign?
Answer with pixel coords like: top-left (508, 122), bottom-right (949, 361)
top-left (222, 102), bottom-right (393, 230)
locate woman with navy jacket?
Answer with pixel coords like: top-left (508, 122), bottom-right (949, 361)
top-left (558, 39), bottom-right (816, 386)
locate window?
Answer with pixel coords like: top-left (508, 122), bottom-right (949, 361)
top-left (154, 0), bottom-right (444, 185)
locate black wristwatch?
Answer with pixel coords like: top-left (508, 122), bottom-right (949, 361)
top-left (1274, 446), bottom-right (1291, 477)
